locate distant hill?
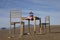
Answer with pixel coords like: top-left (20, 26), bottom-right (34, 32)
top-left (0, 27), bottom-right (7, 30)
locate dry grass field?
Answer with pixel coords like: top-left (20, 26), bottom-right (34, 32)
top-left (0, 25), bottom-right (60, 40)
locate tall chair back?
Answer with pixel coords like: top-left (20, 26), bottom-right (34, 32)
top-left (45, 16), bottom-right (50, 32)
top-left (8, 10), bottom-right (22, 38)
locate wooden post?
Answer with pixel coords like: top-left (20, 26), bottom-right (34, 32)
top-left (34, 17), bottom-right (36, 33)
top-left (49, 16), bottom-right (50, 32)
top-left (10, 23), bottom-right (15, 38)
top-left (44, 17), bottom-right (46, 33)
top-left (8, 10), bottom-right (12, 38)
top-left (19, 16), bottom-right (23, 38)
top-left (23, 22), bottom-right (24, 34)
top-left (14, 23), bottom-right (15, 36)
top-left (20, 22), bottom-right (24, 38)
top-left (45, 17), bottom-right (46, 28)
top-left (28, 20), bottom-right (30, 33)
top-left (39, 18), bottom-right (42, 34)
top-left (10, 10), bottom-right (11, 37)
top-left (45, 16), bottom-right (50, 33)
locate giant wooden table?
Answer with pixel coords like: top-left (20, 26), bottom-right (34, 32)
top-left (21, 16), bottom-right (41, 34)
top-left (11, 16), bottom-right (42, 37)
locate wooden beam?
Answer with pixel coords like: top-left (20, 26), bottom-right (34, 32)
top-left (14, 23), bottom-right (15, 36)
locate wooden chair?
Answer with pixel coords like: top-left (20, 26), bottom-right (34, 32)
top-left (8, 10), bottom-right (24, 38)
top-left (41, 16), bottom-right (50, 34)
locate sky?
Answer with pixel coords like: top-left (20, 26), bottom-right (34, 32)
top-left (0, 0), bottom-right (60, 28)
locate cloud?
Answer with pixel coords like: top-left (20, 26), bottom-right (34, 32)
top-left (0, 0), bottom-right (60, 12)
top-left (29, 0), bottom-right (60, 11)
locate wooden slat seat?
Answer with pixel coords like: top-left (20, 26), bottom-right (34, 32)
top-left (11, 22), bottom-right (20, 25)
top-left (41, 23), bottom-right (49, 25)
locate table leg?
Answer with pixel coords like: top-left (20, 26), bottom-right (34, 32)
top-left (28, 20), bottom-right (30, 33)
top-left (34, 17), bottom-right (36, 33)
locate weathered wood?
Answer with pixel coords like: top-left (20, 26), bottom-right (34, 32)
top-left (34, 17), bottom-right (36, 33)
top-left (14, 23), bottom-right (15, 35)
top-left (49, 16), bottom-right (50, 32)
top-left (11, 22), bottom-right (20, 25)
top-left (39, 18), bottom-right (42, 34)
top-left (28, 20), bottom-right (30, 33)
top-left (41, 16), bottom-right (50, 33)
top-left (19, 22), bottom-right (24, 38)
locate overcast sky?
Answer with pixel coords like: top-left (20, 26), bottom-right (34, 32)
top-left (0, 0), bottom-right (60, 28)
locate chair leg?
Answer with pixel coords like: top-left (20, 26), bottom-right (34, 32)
top-left (28, 20), bottom-right (30, 34)
top-left (49, 24), bottom-right (50, 33)
top-left (34, 17), bottom-right (36, 33)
